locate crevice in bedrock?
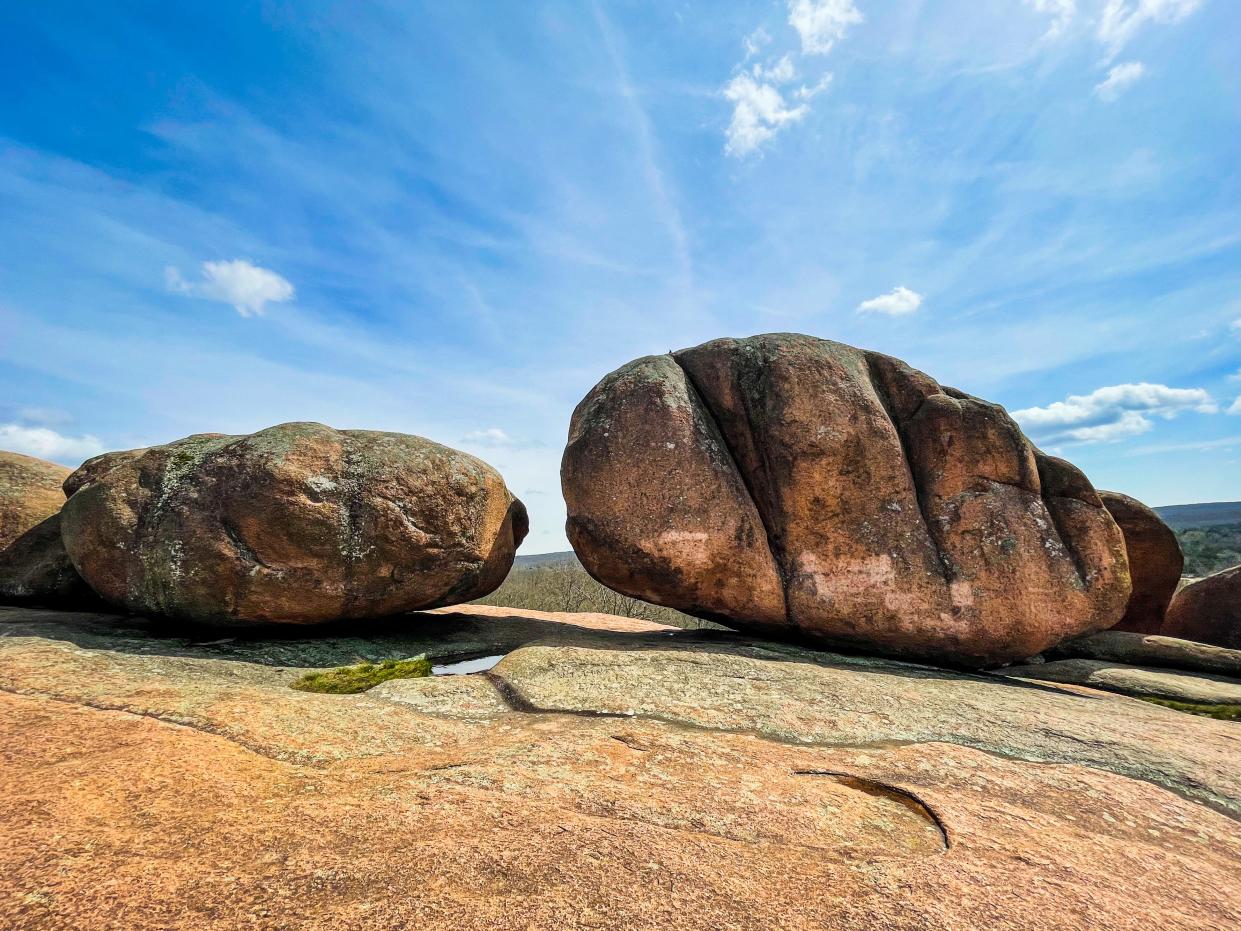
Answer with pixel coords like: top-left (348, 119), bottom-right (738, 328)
top-left (668, 353), bottom-right (792, 628)
top-left (792, 769), bottom-right (950, 850)
top-left (863, 354), bottom-right (954, 585)
top-left (482, 666), bottom-right (1240, 820)
top-left (0, 685), bottom-right (326, 766)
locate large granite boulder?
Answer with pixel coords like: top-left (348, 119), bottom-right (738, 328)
top-left (1099, 490), bottom-right (1182, 633)
top-left (0, 450), bottom-right (71, 548)
top-left (563, 333), bottom-right (1131, 667)
top-left (1161, 566), bottom-right (1241, 650)
top-left (60, 422), bottom-right (528, 624)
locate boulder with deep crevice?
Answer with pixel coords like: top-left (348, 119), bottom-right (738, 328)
top-left (562, 333), bottom-right (1131, 667)
top-left (60, 422), bottom-right (528, 624)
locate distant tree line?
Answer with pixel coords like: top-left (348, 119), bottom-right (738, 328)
top-left (1176, 523), bottom-right (1241, 579)
top-left (473, 561), bottom-right (723, 630)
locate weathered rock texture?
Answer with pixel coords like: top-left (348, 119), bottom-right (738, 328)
top-left (1100, 490), bottom-right (1183, 633)
top-left (0, 450), bottom-right (70, 549)
top-left (1047, 630), bottom-right (1241, 678)
top-left (1162, 566), bottom-right (1241, 650)
top-left (1, 604), bottom-right (1238, 930)
top-left (62, 445), bottom-right (149, 497)
top-left (0, 513), bottom-right (100, 607)
top-left (563, 334), bottom-right (1130, 667)
top-left (1002, 658), bottom-right (1241, 706)
top-left (60, 423), bottom-right (528, 624)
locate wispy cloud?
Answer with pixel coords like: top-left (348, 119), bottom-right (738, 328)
top-left (743, 26), bottom-right (772, 59)
top-left (857, 285), bottom-right (924, 316)
top-left (0, 424), bottom-right (104, 464)
top-left (1098, 0), bottom-right (1202, 58)
top-left (166, 259), bottom-right (294, 317)
top-left (788, 0), bottom-right (864, 55)
top-left (1013, 383), bottom-right (1217, 444)
top-left (1094, 60), bottom-right (1146, 101)
top-left (723, 0), bottom-right (859, 157)
top-left (461, 427), bottom-right (515, 447)
top-left (724, 73), bottom-right (809, 157)
top-left (591, 2), bottom-right (694, 290)
top-left (1024, 0), bottom-right (1077, 39)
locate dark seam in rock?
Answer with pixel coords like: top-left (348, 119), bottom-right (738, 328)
top-left (863, 356), bottom-right (954, 584)
top-left (483, 671), bottom-right (1240, 821)
top-left (668, 354), bottom-right (794, 630)
top-left (1034, 466), bottom-right (1090, 586)
top-left (0, 685), bottom-right (328, 767)
top-left (221, 520), bottom-right (274, 571)
top-left (791, 769), bottom-right (951, 849)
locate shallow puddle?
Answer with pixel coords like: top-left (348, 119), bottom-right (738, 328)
top-left (432, 654), bottom-right (506, 676)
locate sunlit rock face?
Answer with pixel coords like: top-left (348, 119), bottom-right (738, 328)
top-left (1163, 567), bottom-right (1241, 651)
top-left (1099, 490), bottom-right (1183, 635)
top-left (61, 422), bottom-right (528, 624)
top-left (0, 450), bottom-right (70, 549)
top-left (562, 333), bottom-right (1130, 668)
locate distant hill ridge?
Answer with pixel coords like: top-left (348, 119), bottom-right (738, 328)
top-left (1154, 501), bottom-right (1241, 530)
top-left (513, 551), bottom-right (578, 568)
top-left (513, 503), bottom-right (1241, 563)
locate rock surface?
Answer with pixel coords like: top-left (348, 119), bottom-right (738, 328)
top-left (1001, 657), bottom-right (1241, 706)
top-left (59, 423), bottom-right (528, 624)
top-left (1100, 491), bottom-right (1183, 633)
top-left (0, 513), bottom-right (100, 607)
top-left (1047, 629), bottom-right (1241, 678)
top-left (1, 603), bottom-right (1238, 930)
top-left (1162, 566), bottom-right (1241, 650)
top-left (563, 333), bottom-right (1130, 667)
top-left (0, 450), bottom-right (70, 549)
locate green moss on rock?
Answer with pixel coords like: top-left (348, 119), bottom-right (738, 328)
top-left (291, 655), bottom-right (432, 694)
top-left (1139, 696), bottom-right (1241, 721)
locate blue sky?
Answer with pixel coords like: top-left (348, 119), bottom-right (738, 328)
top-left (1, 0), bottom-right (1239, 553)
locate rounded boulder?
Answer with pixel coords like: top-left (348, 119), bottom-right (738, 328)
top-left (0, 451), bottom-right (71, 549)
top-left (1098, 491), bottom-right (1183, 634)
top-left (1161, 567), bottom-right (1241, 650)
top-left (61, 423), bottom-right (528, 624)
top-left (562, 333), bottom-right (1130, 668)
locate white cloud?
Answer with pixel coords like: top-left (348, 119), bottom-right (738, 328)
top-left (753, 54), bottom-right (797, 84)
top-left (1025, 0), bottom-right (1077, 38)
top-left (0, 424), bottom-right (105, 464)
top-left (1012, 382), bottom-right (1217, 444)
top-left (1229, 397), bottom-right (1241, 415)
top-left (788, 0), bottom-right (864, 56)
top-left (1094, 60), bottom-right (1146, 101)
top-left (857, 285), bottom-right (924, 316)
top-left (795, 73), bottom-right (834, 100)
top-left (461, 427), bottom-right (514, 447)
top-left (166, 259), bottom-right (295, 317)
top-left (723, 73), bottom-right (809, 157)
top-left (743, 26), bottom-right (772, 59)
top-left (1098, 0), bottom-right (1202, 57)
